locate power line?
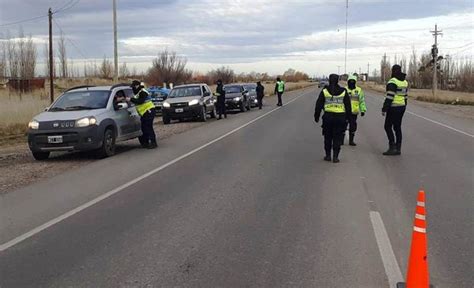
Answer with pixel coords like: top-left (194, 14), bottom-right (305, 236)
top-left (0, 0), bottom-right (80, 28)
top-left (52, 18), bottom-right (92, 63)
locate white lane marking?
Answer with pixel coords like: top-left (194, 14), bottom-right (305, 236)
top-left (369, 211), bottom-right (404, 287)
top-left (0, 91), bottom-right (309, 252)
top-left (365, 95), bottom-right (473, 138)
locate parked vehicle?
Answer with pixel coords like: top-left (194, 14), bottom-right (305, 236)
top-left (224, 84), bottom-right (251, 112)
top-left (161, 84), bottom-right (216, 124)
top-left (148, 86), bottom-right (170, 115)
top-left (318, 80), bottom-right (328, 88)
top-left (27, 84), bottom-right (142, 160)
top-left (243, 83), bottom-right (258, 107)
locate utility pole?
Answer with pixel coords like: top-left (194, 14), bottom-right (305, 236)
top-left (431, 24), bottom-right (442, 98)
top-left (382, 53), bottom-right (387, 83)
top-left (367, 63), bottom-right (370, 81)
top-left (48, 8), bottom-right (54, 103)
top-left (113, 0), bottom-right (118, 82)
top-left (344, 0), bottom-right (348, 75)
top-left (337, 65), bottom-right (341, 75)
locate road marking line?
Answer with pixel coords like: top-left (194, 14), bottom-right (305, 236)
top-left (369, 211), bottom-right (404, 287)
top-left (0, 91), bottom-right (308, 252)
top-left (365, 95), bottom-right (473, 138)
top-left (405, 110), bottom-right (474, 138)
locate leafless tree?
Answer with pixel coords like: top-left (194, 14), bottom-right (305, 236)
top-left (57, 32), bottom-right (68, 78)
top-left (119, 62), bottom-right (130, 79)
top-left (100, 56), bottom-right (113, 79)
top-left (207, 66), bottom-right (235, 84)
top-left (6, 32), bottom-right (19, 79)
top-left (0, 41), bottom-right (6, 79)
top-left (146, 50), bottom-right (192, 86)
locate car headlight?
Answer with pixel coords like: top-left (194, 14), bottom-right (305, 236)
top-left (28, 120), bottom-right (39, 130)
top-left (163, 101), bottom-right (171, 108)
top-left (76, 117), bottom-right (97, 128)
top-left (233, 97), bottom-right (241, 101)
top-left (189, 99), bottom-right (199, 106)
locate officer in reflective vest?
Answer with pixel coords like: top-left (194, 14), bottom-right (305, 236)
top-left (382, 65), bottom-right (408, 155)
top-left (345, 75), bottom-right (367, 146)
top-left (130, 80), bottom-right (157, 149)
top-left (215, 79), bottom-right (227, 119)
top-left (314, 74), bottom-right (352, 163)
top-left (274, 77), bottom-right (285, 106)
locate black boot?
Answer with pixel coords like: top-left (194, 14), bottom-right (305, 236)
top-left (333, 150), bottom-right (340, 163)
top-left (147, 141), bottom-right (158, 149)
top-left (324, 150), bottom-right (332, 162)
top-left (349, 133), bottom-right (356, 146)
top-left (395, 143), bottom-right (401, 155)
top-left (383, 143), bottom-right (397, 155)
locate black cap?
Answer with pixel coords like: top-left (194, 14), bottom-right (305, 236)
top-left (131, 80), bottom-right (141, 87)
top-left (328, 74), bottom-right (339, 85)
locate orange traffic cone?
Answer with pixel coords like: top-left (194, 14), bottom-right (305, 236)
top-left (397, 189), bottom-right (432, 288)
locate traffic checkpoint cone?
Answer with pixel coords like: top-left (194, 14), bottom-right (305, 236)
top-left (397, 190), bottom-right (433, 288)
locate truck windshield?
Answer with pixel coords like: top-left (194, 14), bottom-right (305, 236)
top-left (169, 86), bottom-right (201, 98)
top-left (50, 91), bottom-right (111, 111)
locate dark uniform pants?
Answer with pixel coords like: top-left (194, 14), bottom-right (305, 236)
top-left (347, 114), bottom-right (358, 133)
top-left (217, 97), bottom-right (226, 118)
top-left (257, 95), bottom-right (263, 109)
top-left (277, 92), bottom-right (283, 105)
top-left (384, 106), bottom-right (406, 145)
top-left (139, 108), bottom-right (156, 145)
top-left (322, 113), bottom-right (346, 155)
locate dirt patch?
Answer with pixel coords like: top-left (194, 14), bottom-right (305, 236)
top-left (0, 119), bottom-right (204, 194)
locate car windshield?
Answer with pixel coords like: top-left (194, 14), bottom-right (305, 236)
top-left (224, 86), bottom-right (242, 93)
top-left (244, 85), bottom-right (256, 92)
top-left (169, 86), bottom-right (202, 98)
top-left (50, 91), bottom-right (110, 111)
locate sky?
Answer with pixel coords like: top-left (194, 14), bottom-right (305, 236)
top-left (0, 0), bottom-right (473, 77)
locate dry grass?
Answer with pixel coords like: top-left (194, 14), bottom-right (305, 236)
top-left (360, 82), bottom-right (474, 105)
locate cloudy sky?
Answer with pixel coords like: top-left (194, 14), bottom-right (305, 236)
top-left (0, 0), bottom-right (473, 76)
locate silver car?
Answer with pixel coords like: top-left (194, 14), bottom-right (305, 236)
top-left (27, 84), bottom-right (142, 160)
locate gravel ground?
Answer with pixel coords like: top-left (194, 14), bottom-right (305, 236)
top-left (0, 119), bottom-right (205, 194)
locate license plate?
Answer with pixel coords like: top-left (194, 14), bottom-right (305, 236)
top-left (175, 108), bottom-right (184, 113)
top-left (48, 135), bottom-right (63, 144)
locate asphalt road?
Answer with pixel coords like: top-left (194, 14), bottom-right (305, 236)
top-left (0, 87), bottom-right (473, 287)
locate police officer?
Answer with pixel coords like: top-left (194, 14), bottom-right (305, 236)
top-left (274, 77), bottom-right (285, 106)
top-left (382, 65), bottom-right (408, 155)
top-left (314, 74), bottom-right (352, 163)
top-left (346, 75), bottom-right (367, 146)
top-left (215, 79), bottom-right (227, 119)
top-left (256, 81), bottom-right (265, 109)
top-left (130, 80), bottom-right (157, 149)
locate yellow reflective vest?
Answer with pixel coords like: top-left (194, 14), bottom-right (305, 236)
top-left (277, 81), bottom-right (285, 93)
top-left (134, 89), bottom-right (155, 116)
top-left (346, 87), bottom-right (367, 115)
top-left (386, 78), bottom-right (408, 107)
top-left (323, 88), bottom-right (346, 113)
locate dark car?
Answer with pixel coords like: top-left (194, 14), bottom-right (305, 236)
top-left (243, 83), bottom-right (258, 107)
top-left (318, 80), bottom-right (328, 88)
top-left (224, 84), bottom-right (251, 112)
top-left (148, 86), bottom-right (170, 115)
top-left (161, 84), bottom-right (216, 124)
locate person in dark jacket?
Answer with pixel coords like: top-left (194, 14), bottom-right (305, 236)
top-left (215, 79), bottom-right (227, 119)
top-left (256, 81), bottom-right (265, 109)
top-left (314, 74), bottom-right (352, 163)
top-left (130, 80), bottom-right (157, 149)
top-left (382, 65), bottom-right (408, 155)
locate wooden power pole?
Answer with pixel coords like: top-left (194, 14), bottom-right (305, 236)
top-left (431, 24), bottom-right (442, 99)
top-left (48, 8), bottom-right (54, 103)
